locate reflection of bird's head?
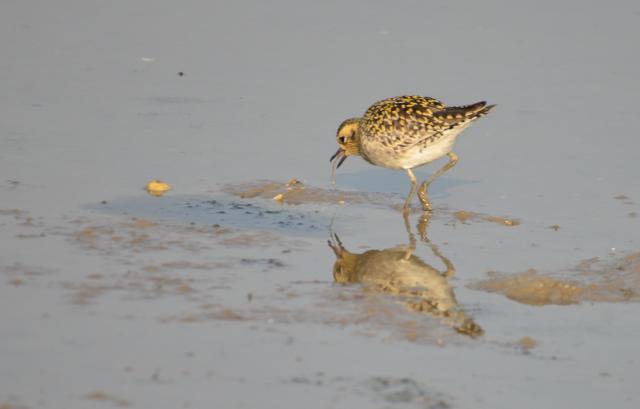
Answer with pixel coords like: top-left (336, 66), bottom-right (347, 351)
top-left (332, 257), bottom-right (358, 283)
top-left (327, 236), bottom-right (359, 283)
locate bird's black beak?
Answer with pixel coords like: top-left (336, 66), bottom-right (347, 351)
top-left (329, 148), bottom-right (341, 162)
top-left (330, 149), bottom-right (347, 169)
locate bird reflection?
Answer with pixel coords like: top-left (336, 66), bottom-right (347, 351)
top-left (328, 213), bottom-right (483, 338)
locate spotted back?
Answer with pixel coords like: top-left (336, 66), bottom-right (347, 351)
top-left (360, 95), bottom-right (492, 150)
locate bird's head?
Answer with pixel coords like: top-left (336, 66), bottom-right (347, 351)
top-left (330, 118), bottom-right (361, 169)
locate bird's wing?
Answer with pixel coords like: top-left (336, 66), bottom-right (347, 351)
top-left (361, 96), bottom-right (446, 143)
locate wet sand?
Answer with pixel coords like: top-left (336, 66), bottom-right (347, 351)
top-left (2, 1), bottom-right (640, 408)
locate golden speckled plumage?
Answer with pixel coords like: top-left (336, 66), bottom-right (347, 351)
top-left (361, 95), bottom-right (445, 146)
top-left (331, 95), bottom-right (495, 211)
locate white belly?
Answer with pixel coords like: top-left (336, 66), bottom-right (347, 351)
top-left (361, 132), bottom-right (459, 170)
top-left (398, 135), bottom-right (456, 169)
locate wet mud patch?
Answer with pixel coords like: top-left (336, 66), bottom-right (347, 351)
top-left (142, 260), bottom-right (231, 272)
top-left (56, 216), bottom-right (298, 306)
top-left (451, 210), bottom-right (520, 227)
top-left (67, 216), bottom-right (306, 256)
top-left (0, 208), bottom-right (46, 230)
top-left (61, 271), bottom-right (203, 305)
top-left (71, 218), bottom-right (215, 253)
top-left (163, 305), bottom-right (249, 323)
top-left (84, 391), bottom-right (130, 407)
top-left (1, 210), bottom-right (298, 309)
top-left (515, 336), bottom-right (539, 354)
top-left (222, 178), bottom-right (395, 206)
top-left (470, 252), bottom-right (640, 305)
top-left (89, 193), bottom-right (328, 236)
top-left (1, 263), bottom-right (53, 288)
top-left (63, 279), bottom-right (115, 305)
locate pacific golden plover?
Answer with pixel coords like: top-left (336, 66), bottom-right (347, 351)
top-left (330, 95), bottom-right (495, 211)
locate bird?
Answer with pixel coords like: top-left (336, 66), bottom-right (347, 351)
top-left (330, 95), bottom-right (495, 211)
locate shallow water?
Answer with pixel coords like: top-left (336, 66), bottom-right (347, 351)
top-left (2, 1), bottom-right (640, 408)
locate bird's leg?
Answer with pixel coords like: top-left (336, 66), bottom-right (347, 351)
top-left (418, 152), bottom-right (459, 211)
top-left (403, 169), bottom-right (419, 212)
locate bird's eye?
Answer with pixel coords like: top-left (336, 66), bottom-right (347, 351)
top-left (338, 136), bottom-right (347, 144)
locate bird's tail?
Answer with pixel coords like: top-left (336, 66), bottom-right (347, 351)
top-left (433, 101), bottom-right (496, 123)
